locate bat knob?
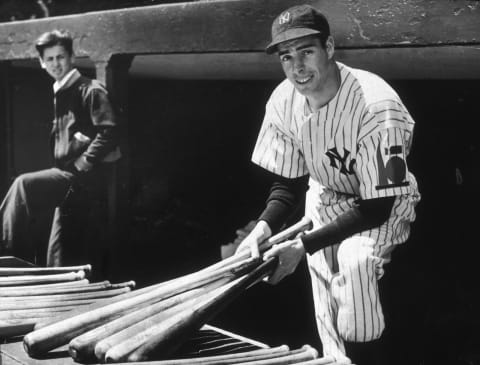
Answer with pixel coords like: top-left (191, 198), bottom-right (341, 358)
top-left (301, 344), bottom-right (319, 359)
top-left (69, 347), bottom-right (79, 361)
top-left (75, 270), bottom-right (86, 280)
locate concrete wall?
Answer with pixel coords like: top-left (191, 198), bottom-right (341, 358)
top-left (1, 0), bottom-right (479, 78)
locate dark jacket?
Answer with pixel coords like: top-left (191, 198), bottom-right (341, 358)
top-left (51, 69), bottom-right (121, 171)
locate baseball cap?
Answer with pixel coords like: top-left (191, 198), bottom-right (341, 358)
top-left (265, 4), bottom-right (330, 54)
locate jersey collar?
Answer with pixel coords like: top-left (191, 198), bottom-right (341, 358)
top-left (302, 62), bottom-right (346, 118)
top-left (53, 68), bottom-right (81, 94)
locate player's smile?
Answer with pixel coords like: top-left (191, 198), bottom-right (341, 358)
top-left (277, 35), bottom-right (339, 109)
top-left (295, 75), bottom-right (314, 85)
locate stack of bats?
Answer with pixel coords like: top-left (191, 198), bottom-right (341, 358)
top-left (4, 218), bottom-right (346, 364)
top-left (0, 263), bottom-right (136, 339)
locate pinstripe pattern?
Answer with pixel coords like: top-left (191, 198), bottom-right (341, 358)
top-left (252, 62), bottom-right (420, 245)
top-left (252, 62), bottom-right (420, 360)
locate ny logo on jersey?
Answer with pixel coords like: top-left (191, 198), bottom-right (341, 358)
top-left (375, 144), bottom-right (409, 190)
top-left (325, 147), bottom-right (356, 175)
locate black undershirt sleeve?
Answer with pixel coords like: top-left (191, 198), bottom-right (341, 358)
top-left (258, 176), bottom-right (396, 255)
top-left (258, 175), bottom-right (309, 233)
top-left (301, 196), bottom-right (396, 255)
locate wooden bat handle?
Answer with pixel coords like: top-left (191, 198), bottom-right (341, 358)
top-left (34, 281), bottom-right (167, 329)
top-left (0, 264), bottom-right (92, 276)
top-left (262, 216), bottom-right (313, 249)
top-left (204, 345), bottom-right (317, 365)
top-left (290, 355), bottom-right (336, 364)
top-left (0, 270), bottom-right (85, 286)
top-left (0, 281), bottom-right (111, 297)
top-left (205, 217), bottom-right (312, 273)
top-left (1, 286), bottom-right (132, 303)
top-left (117, 345), bottom-right (290, 364)
top-left (0, 298), bottom-right (96, 311)
top-left (0, 279), bottom-right (90, 291)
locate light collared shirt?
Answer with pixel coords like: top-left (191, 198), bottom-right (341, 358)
top-left (53, 68), bottom-right (81, 94)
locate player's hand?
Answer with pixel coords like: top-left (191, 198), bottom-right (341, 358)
top-left (235, 220), bottom-right (272, 259)
top-left (263, 238), bottom-right (306, 285)
top-left (232, 220), bottom-right (257, 246)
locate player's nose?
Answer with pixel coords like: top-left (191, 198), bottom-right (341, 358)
top-left (293, 57), bottom-right (305, 73)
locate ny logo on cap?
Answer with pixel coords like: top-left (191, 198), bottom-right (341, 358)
top-left (279, 11), bottom-right (291, 25)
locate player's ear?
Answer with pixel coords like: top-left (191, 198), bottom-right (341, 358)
top-left (325, 36), bottom-right (335, 60)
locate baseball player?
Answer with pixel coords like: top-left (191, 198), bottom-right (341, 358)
top-left (236, 4), bottom-right (420, 363)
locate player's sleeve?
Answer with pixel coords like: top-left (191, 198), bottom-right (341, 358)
top-left (355, 99), bottom-right (415, 199)
top-left (251, 97), bottom-right (308, 178)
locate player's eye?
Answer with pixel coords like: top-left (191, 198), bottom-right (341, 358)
top-left (279, 54), bottom-right (291, 62)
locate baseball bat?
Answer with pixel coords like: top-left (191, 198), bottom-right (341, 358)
top-left (69, 278), bottom-right (231, 363)
top-left (0, 278), bottom-right (89, 290)
top-left (291, 356), bottom-right (336, 365)
top-left (214, 344), bottom-right (317, 365)
top-left (112, 345), bottom-right (292, 365)
top-left (0, 308), bottom-right (75, 320)
top-left (34, 281), bottom-right (170, 329)
top-left (0, 286), bottom-right (132, 303)
top-left (107, 257), bottom-right (278, 362)
top-left (0, 264), bottom-right (92, 276)
top-left (35, 283), bottom-right (172, 330)
top-left (35, 254), bottom-right (260, 330)
top-left (0, 280), bottom-right (116, 297)
top-left (0, 280), bottom-right (134, 297)
top-left (0, 298), bottom-right (96, 311)
top-left (35, 219), bottom-right (310, 329)
top-left (102, 281), bottom-right (241, 363)
top-left (0, 270), bottom-right (85, 286)
top-left (24, 257), bottom-right (261, 357)
top-left (205, 217), bottom-right (312, 273)
top-left (1, 319), bottom-right (38, 338)
top-left (113, 345), bottom-right (290, 365)
top-left (94, 288), bottom-right (220, 363)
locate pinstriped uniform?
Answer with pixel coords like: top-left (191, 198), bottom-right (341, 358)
top-left (252, 62), bottom-right (420, 361)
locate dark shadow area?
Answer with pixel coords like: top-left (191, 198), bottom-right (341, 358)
top-left (1, 69), bottom-right (479, 364)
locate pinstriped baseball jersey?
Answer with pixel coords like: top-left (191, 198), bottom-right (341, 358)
top-left (252, 62), bottom-right (420, 246)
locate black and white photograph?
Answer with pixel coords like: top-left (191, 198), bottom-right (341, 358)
top-left (0, 1), bottom-right (479, 364)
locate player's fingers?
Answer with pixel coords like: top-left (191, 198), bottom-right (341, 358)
top-left (264, 240), bottom-right (291, 259)
top-left (263, 244), bottom-right (278, 261)
top-left (232, 238), bottom-right (242, 245)
top-left (265, 264), bottom-right (286, 285)
top-left (235, 228), bottom-right (249, 236)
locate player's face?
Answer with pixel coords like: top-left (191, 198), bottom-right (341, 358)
top-left (39, 45), bottom-right (74, 82)
top-left (277, 35), bottom-right (335, 98)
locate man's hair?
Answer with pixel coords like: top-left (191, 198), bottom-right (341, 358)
top-left (35, 29), bottom-right (73, 58)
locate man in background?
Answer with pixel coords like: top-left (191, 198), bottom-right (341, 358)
top-left (1, 29), bottom-right (120, 270)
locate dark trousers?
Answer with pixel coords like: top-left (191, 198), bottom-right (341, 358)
top-left (0, 166), bottom-right (110, 270)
